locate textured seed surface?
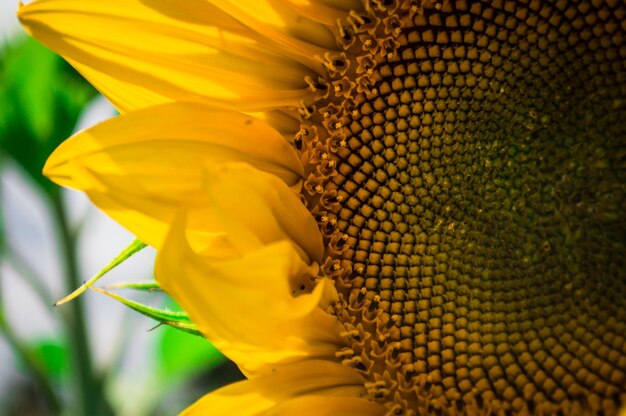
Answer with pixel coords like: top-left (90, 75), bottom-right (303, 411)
top-left (299, 1), bottom-right (626, 414)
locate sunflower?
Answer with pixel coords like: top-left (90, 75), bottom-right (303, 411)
top-left (19, 0), bottom-right (626, 414)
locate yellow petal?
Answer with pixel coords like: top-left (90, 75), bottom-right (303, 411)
top-left (18, 0), bottom-right (314, 112)
top-left (182, 360), bottom-right (369, 415)
top-left (86, 185), bottom-right (221, 252)
top-left (203, 163), bottom-right (323, 263)
top-left (284, 0), bottom-right (363, 26)
top-left (156, 216), bottom-right (343, 374)
top-left (43, 102), bottom-right (303, 248)
top-left (264, 396), bottom-right (386, 416)
top-left (251, 109), bottom-right (302, 137)
top-left (205, 0), bottom-right (339, 59)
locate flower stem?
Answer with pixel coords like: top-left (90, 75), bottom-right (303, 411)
top-left (0, 174), bottom-right (60, 414)
top-left (49, 191), bottom-right (109, 415)
top-left (3, 248), bottom-right (54, 307)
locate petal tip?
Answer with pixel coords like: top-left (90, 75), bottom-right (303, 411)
top-left (42, 145), bottom-right (71, 184)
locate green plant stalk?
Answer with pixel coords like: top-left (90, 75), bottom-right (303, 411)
top-left (0, 170), bottom-right (60, 414)
top-left (50, 191), bottom-right (107, 415)
top-left (3, 247), bottom-right (54, 307)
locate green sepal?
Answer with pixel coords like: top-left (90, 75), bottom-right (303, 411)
top-left (54, 238), bottom-right (147, 306)
top-left (90, 287), bottom-right (202, 337)
top-left (106, 281), bottom-right (161, 291)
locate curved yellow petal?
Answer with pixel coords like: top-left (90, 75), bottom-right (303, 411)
top-left (206, 0), bottom-right (339, 61)
top-left (203, 163), bottom-right (323, 263)
top-left (85, 186), bottom-right (221, 253)
top-left (182, 360), bottom-right (368, 416)
top-left (283, 0), bottom-right (363, 26)
top-left (251, 109), bottom-right (302, 137)
top-left (43, 102), bottom-right (303, 248)
top-left (264, 396), bottom-right (386, 416)
top-left (156, 216), bottom-right (343, 374)
top-left (18, 0), bottom-right (314, 112)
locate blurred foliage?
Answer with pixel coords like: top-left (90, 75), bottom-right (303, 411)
top-left (0, 37), bottom-right (97, 193)
top-left (1, 35), bottom-right (235, 415)
top-left (157, 326), bottom-right (225, 381)
top-left (30, 340), bottom-right (68, 380)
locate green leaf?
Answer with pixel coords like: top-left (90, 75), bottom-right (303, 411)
top-left (105, 281), bottom-right (161, 291)
top-left (156, 325), bottom-right (225, 382)
top-left (54, 238), bottom-right (146, 306)
top-left (90, 287), bottom-right (202, 337)
top-left (30, 340), bottom-right (68, 379)
top-left (0, 37), bottom-right (98, 193)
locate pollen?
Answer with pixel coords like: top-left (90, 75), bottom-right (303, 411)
top-left (297, 0), bottom-right (626, 415)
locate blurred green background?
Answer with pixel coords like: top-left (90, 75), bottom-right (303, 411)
top-left (0, 5), bottom-right (242, 416)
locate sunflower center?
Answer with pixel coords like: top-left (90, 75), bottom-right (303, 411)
top-left (297, 1), bottom-right (626, 414)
